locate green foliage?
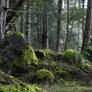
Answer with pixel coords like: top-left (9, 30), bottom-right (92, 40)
top-left (5, 32), bottom-right (24, 38)
top-left (14, 44), bottom-right (38, 67)
top-left (63, 49), bottom-right (84, 67)
top-left (37, 69), bottom-right (54, 80)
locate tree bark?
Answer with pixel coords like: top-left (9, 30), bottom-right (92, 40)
top-left (20, 12), bottom-right (24, 33)
top-left (81, 0), bottom-right (92, 51)
top-left (42, 1), bottom-right (49, 49)
top-left (36, 5), bottom-right (40, 49)
top-left (65, 0), bottom-right (70, 50)
top-left (0, 0), bottom-right (9, 39)
top-left (56, 0), bottom-right (62, 52)
top-left (26, 0), bottom-right (31, 44)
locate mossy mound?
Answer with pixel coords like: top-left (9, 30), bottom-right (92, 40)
top-left (37, 69), bottom-right (54, 81)
top-left (63, 49), bottom-right (84, 67)
top-left (35, 49), bottom-right (54, 60)
top-left (14, 44), bottom-right (38, 67)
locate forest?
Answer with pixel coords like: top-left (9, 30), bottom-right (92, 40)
top-left (0, 0), bottom-right (92, 92)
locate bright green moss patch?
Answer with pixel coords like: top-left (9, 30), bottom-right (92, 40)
top-left (63, 49), bottom-right (84, 67)
top-left (5, 32), bottom-right (24, 38)
top-left (0, 85), bottom-right (47, 92)
top-left (37, 69), bottom-right (54, 80)
top-left (14, 44), bottom-right (38, 67)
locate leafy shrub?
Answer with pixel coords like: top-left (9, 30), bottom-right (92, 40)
top-left (37, 69), bottom-right (54, 81)
top-left (5, 32), bottom-right (24, 38)
top-left (63, 49), bottom-right (84, 67)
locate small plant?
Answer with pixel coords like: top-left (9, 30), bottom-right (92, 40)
top-left (63, 49), bottom-right (84, 67)
top-left (37, 69), bottom-right (54, 81)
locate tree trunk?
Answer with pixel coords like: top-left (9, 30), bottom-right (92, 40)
top-left (65, 0), bottom-right (70, 50)
top-left (36, 4), bottom-right (40, 49)
top-left (26, 0), bottom-right (31, 44)
top-left (0, 0), bottom-right (9, 39)
top-left (20, 12), bottom-right (24, 33)
top-left (81, 0), bottom-right (92, 51)
top-left (42, 1), bottom-right (49, 49)
top-left (56, 0), bottom-right (62, 52)
top-left (77, 0), bottom-right (81, 51)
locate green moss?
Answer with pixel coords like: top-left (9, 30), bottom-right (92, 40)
top-left (0, 85), bottom-right (47, 92)
top-left (14, 44), bottom-right (38, 67)
top-left (63, 49), bottom-right (84, 67)
top-left (0, 70), bottom-right (47, 92)
top-left (55, 70), bottom-right (71, 80)
top-left (35, 50), bottom-right (46, 59)
top-left (35, 49), bottom-right (53, 59)
top-left (5, 32), bottom-right (24, 38)
top-left (37, 69), bottom-right (54, 80)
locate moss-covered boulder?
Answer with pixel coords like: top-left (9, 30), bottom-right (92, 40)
top-left (0, 32), bottom-right (38, 74)
top-left (14, 44), bottom-right (38, 67)
top-left (37, 69), bottom-right (54, 82)
top-left (63, 49), bottom-right (84, 67)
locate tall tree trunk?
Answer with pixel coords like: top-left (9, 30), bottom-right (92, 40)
top-left (82, 0), bottom-right (85, 41)
top-left (26, 0), bottom-right (31, 44)
top-left (20, 11), bottom-right (24, 33)
top-left (56, 0), bottom-right (62, 52)
top-left (65, 0), bottom-right (70, 50)
top-left (81, 0), bottom-right (92, 51)
top-left (77, 0), bottom-right (81, 51)
top-left (36, 4), bottom-right (40, 49)
top-left (0, 0), bottom-right (9, 39)
top-left (42, 1), bottom-right (49, 49)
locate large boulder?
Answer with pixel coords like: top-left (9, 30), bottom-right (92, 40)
top-left (0, 32), bottom-right (38, 74)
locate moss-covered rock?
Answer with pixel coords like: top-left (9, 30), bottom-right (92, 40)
top-left (63, 49), bottom-right (84, 67)
top-left (0, 32), bottom-right (38, 74)
top-left (5, 32), bottom-right (24, 38)
top-left (37, 69), bottom-right (54, 81)
top-left (14, 44), bottom-right (38, 67)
